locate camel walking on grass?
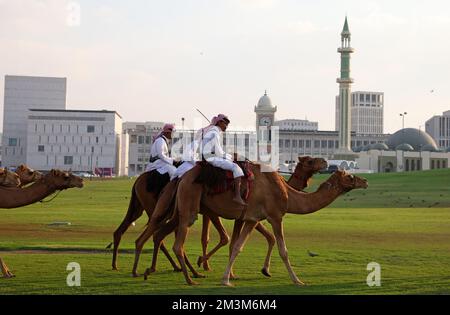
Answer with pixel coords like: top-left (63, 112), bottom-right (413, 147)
top-left (135, 165), bottom-right (367, 286)
top-left (0, 170), bottom-right (83, 278)
top-left (129, 156), bottom-right (327, 278)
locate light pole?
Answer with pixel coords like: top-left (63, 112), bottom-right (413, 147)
top-left (399, 112), bottom-right (407, 171)
top-left (399, 112), bottom-right (407, 129)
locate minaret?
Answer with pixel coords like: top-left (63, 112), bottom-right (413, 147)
top-left (334, 16), bottom-right (356, 159)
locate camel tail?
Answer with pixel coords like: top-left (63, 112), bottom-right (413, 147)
top-left (107, 182), bottom-right (140, 248)
top-left (161, 179), bottom-right (181, 224)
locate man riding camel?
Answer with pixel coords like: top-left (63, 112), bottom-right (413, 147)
top-left (201, 114), bottom-right (247, 206)
top-left (145, 123), bottom-right (178, 178)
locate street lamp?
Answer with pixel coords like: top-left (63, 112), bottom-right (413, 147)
top-left (399, 112), bottom-right (407, 129)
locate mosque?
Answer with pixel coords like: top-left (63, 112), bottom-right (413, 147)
top-left (254, 17), bottom-right (450, 173)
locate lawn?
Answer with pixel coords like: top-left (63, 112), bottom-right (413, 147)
top-left (0, 169), bottom-right (449, 294)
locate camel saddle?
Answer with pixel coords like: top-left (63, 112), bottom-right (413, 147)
top-left (194, 160), bottom-right (254, 201)
top-left (145, 170), bottom-right (170, 196)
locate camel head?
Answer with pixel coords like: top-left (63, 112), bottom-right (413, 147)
top-left (295, 156), bottom-right (328, 175)
top-left (326, 170), bottom-right (368, 193)
top-left (15, 164), bottom-right (43, 186)
top-left (0, 168), bottom-right (21, 187)
top-left (45, 169), bottom-right (84, 190)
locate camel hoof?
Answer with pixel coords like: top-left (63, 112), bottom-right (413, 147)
top-left (193, 272), bottom-right (206, 279)
top-left (230, 273), bottom-right (239, 280)
top-left (187, 280), bottom-right (199, 286)
top-left (222, 281), bottom-right (234, 287)
top-left (294, 279), bottom-right (306, 286)
top-left (132, 272), bottom-right (140, 278)
top-left (2, 273), bottom-right (15, 279)
top-left (261, 268), bottom-right (272, 278)
top-left (196, 256), bottom-right (203, 268)
top-left (173, 267), bottom-right (183, 272)
top-left (112, 266), bottom-right (118, 271)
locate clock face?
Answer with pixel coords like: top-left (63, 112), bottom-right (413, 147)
top-left (259, 116), bottom-right (272, 126)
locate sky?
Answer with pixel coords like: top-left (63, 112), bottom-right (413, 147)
top-left (1, 0), bottom-right (450, 133)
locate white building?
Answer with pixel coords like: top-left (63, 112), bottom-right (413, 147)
top-left (2, 75), bottom-right (67, 167)
top-left (26, 109), bottom-right (126, 176)
top-left (425, 110), bottom-right (450, 150)
top-left (335, 91), bottom-right (384, 134)
top-left (274, 119), bottom-right (318, 131)
top-left (123, 121), bottom-right (166, 176)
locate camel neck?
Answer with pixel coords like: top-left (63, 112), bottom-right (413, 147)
top-left (286, 171), bottom-right (313, 191)
top-left (0, 179), bottom-right (56, 209)
top-left (285, 178), bottom-right (343, 215)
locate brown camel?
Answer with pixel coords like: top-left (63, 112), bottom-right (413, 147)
top-left (197, 156), bottom-right (327, 274)
top-left (0, 169), bottom-right (83, 278)
top-left (0, 168), bottom-right (21, 187)
top-left (129, 156), bottom-right (326, 278)
top-left (14, 165), bottom-right (43, 187)
top-left (136, 166), bottom-right (368, 286)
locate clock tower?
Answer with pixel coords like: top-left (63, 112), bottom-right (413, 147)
top-left (255, 90), bottom-right (277, 140)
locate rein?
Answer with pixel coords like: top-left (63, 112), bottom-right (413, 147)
top-left (39, 190), bottom-right (63, 203)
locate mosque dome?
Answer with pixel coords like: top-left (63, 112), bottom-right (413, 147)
top-left (395, 143), bottom-right (414, 151)
top-left (257, 91), bottom-right (273, 108)
top-left (371, 143), bottom-right (389, 150)
top-left (386, 128), bottom-right (438, 151)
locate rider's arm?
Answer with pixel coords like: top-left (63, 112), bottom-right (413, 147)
top-left (155, 138), bottom-right (174, 165)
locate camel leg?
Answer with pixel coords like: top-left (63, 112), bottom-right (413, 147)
top-left (111, 203), bottom-right (144, 271)
top-left (222, 220), bottom-right (258, 287)
top-left (145, 218), bottom-right (203, 279)
top-left (132, 219), bottom-right (161, 277)
top-left (269, 218), bottom-right (305, 286)
top-left (198, 215), bottom-right (212, 270)
top-left (159, 241), bottom-right (182, 272)
top-left (228, 219), bottom-right (244, 279)
top-left (172, 221), bottom-right (198, 285)
top-left (255, 222), bottom-right (275, 277)
top-left (1, 257), bottom-right (15, 278)
top-left (198, 214), bottom-right (230, 271)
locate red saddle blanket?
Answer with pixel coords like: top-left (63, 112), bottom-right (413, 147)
top-left (194, 160), bottom-right (254, 201)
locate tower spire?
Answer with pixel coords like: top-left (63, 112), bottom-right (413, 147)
top-left (335, 16), bottom-right (356, 159)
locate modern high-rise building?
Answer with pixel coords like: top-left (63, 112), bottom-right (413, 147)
top-left (26, 109), bottom-right (126, 176)
top-left (335, 91), bottom-right (384, 134)
top-left (2, 75), bottom-right (66, 167)
top-left (425, 110), bottom-right (450, 149)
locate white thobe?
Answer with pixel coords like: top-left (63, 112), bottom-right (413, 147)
top-left (201, 126), bottom-right (244, 178)
top-left (145, 136), bottom-right (177, 177)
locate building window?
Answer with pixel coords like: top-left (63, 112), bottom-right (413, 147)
top-left (96, 137), bottom-right (99, 144)
top-left (314, 140), bottom-right (320, 148)
top-left (321, 140), bottom-right (327, 148)
top-left (130, 135), bottom-right (137, 143)
top-left (328, 140), bottom-right (334, 148)
top-left (8, 138), bottom-right (18, 146)
top-left (299, 140), bottom-right (304, 148)
top-left (64, 156), bottom-right (73, 165)
top-left (87, 125), bottom-right (95, 133)
top-left (138, 136), bottom-right (144, 144)
top-left (285, 140), bottom-right (290, 148)
top-left (38, 145), bottom-right (45, 152)
top-left (305, 140), bottom-right (311, 148)
top-left (145, 136), bottom-right (151, 144)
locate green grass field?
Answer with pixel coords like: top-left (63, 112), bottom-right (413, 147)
top-left (1, 169), bottom-right (449, 294)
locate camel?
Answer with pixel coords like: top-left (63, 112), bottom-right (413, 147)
top-left (0, 168), bottom-right (21, 187)
top-left (196, 156), bottom-right (327, 273)
top-left (0, 169), bottom-right (83, 278)
top-left (129, 156), bottom-right (327, 278)
top-left (111, 156), bottom-right (326, 276)
top-left (14, 165), bottom-right (43, 187)
top-left (135, 166), bottom-right (368, 286)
